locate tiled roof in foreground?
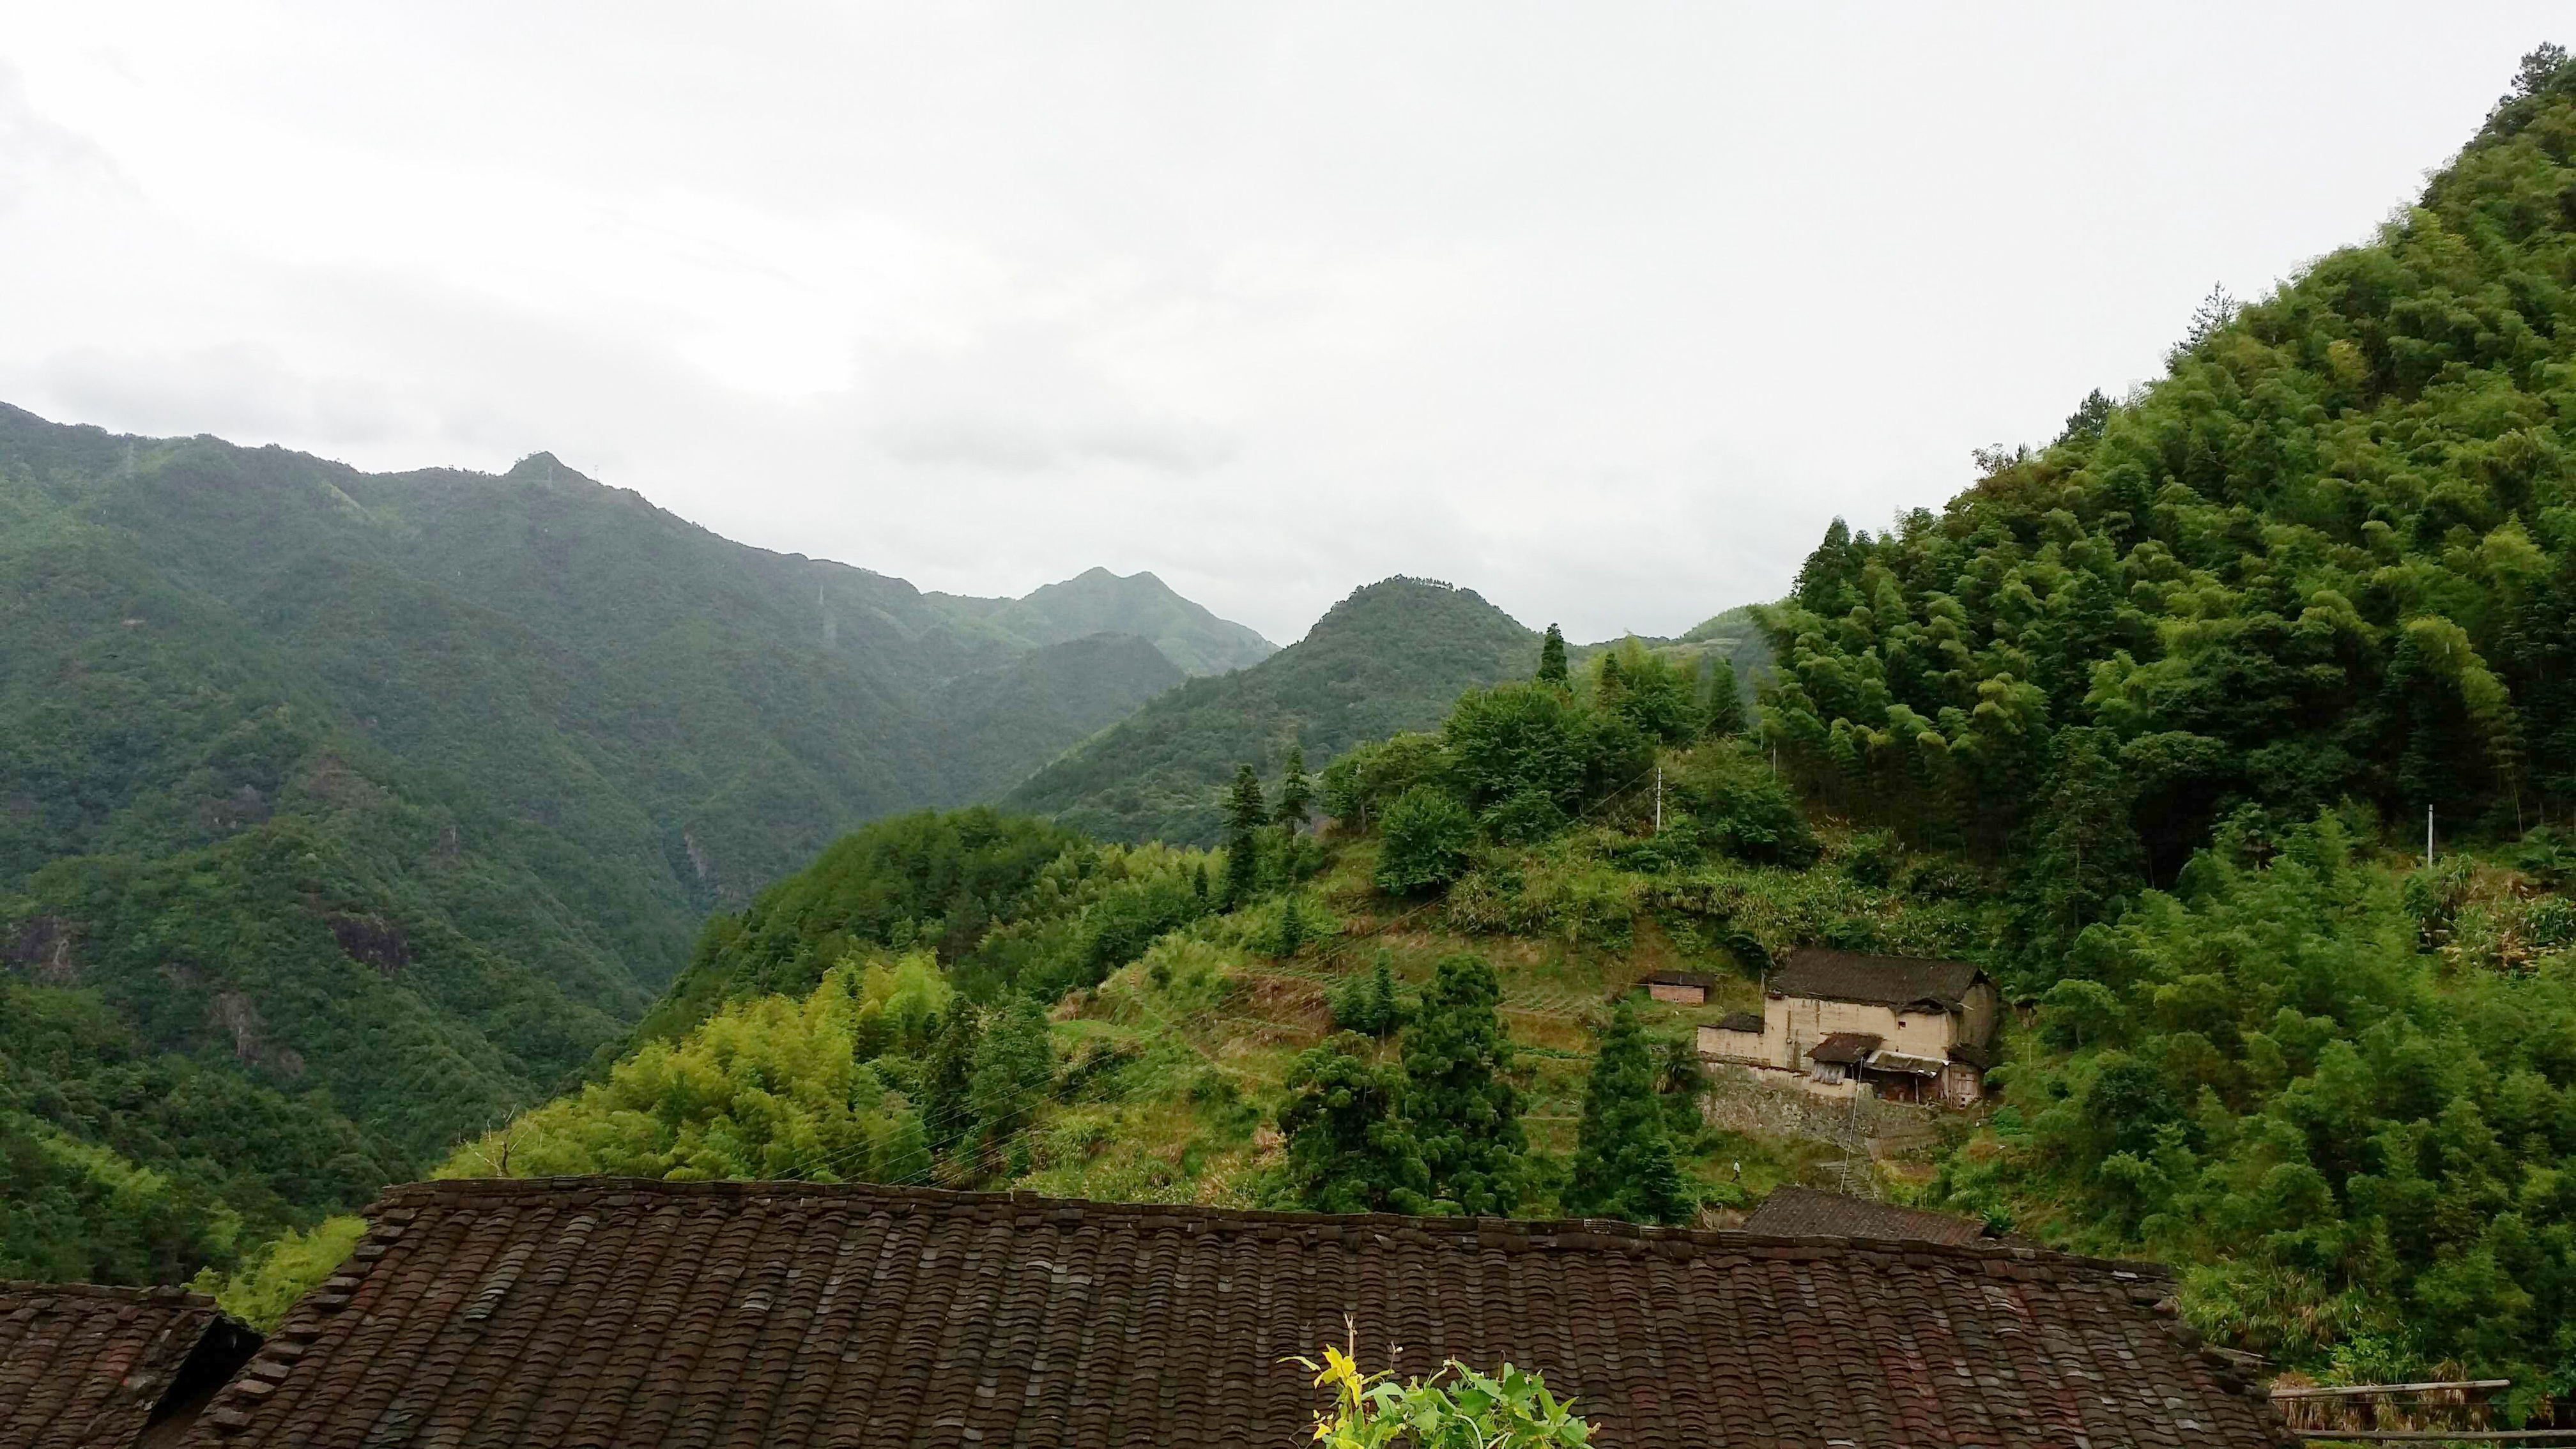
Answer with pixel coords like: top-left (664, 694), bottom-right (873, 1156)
top-left (1, 1281), bottom-right (259, 1449)
top-left (185, 1177), bottom-right (2292, 1449)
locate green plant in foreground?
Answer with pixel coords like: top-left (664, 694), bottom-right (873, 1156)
top-left (1298, 1338), bottom-right (1591, 1449)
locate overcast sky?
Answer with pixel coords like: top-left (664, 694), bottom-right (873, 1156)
top-left (0, 4), bottom-right (2561, 644)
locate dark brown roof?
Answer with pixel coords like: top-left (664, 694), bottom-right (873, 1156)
top-left (183, 1177), bottom-right (2290, 1448)
top-left (1712, 1011), bottom-right (1763, 1034)
top-left (1, 1282), bottom-right (259, 1449)
top-left (1771, 947), bottom-right (1989, 1009)
top-left (1807, 1031), bottom-right (1881, 1064)
top-left (1640, 970), bottom-right (1715, 989)
top-left (1742, 1187), bottom-right (1993, 1248)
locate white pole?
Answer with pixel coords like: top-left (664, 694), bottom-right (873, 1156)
top-left (2426, 804), bottom-right (2434, 868)
top-left (1653, 764), bottom-right (1663, 834)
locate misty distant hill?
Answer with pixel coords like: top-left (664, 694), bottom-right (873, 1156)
top-left (1003, 576), bottom-right (1540, 843)
top-left (931, 566), bottom-right (1275, 676)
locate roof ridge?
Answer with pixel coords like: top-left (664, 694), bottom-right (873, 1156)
top-left (378, 1176), bottom-right (2172, 1280)
top-left (0, 1280), bottom-right (219, 1308)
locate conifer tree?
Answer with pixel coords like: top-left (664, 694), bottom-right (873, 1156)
top-left (922, 1004), bottom-right (982, 1154)
top-left (1564, 999), bottom-right (1689, 1223)
top-left (1274, 893), bottom-right (1311, 958)
top-left (1537, 624), bottom-right (1569, 686)
top-left (1328, 951), bottom-right (1407, 1037)
top-left (1277, 746), bottom-right (1315, 832)
top-left (1279, 1032), bottom-right (1431, 1214)
top-left (1401, 954), bottom-right (1525, 1215)
top-left (1702, 657), bottom-right (1746, 737)
top-left (1223, 763), bottom-right (1267, 906)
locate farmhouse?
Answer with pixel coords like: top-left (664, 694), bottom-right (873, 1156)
top-left (1699, 947), bottom-right (1999, 1107)
top-left (0, 1282), bottom-right (261, 1448)
top-left (157, 1176), bottom-right (2293, 1448)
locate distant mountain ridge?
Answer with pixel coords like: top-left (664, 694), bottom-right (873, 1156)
top-left (1004, 576), bottom-right (1540, 843)
top-left (930, 567), bottom-right (1275, 676)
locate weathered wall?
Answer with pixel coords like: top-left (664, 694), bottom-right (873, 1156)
top-left (1764, 994), bottom-right (1958, 1066)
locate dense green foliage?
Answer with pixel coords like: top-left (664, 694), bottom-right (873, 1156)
top-left (1937, 815), bottom-right (2576, 1388)
top-left (1277, 954), bottom-right (1537, 1218)
top-left (1278, 1032), bottom-right (1433, 1214)
top-left (186, 1215), bottom-right (369, 1332)
top-left (1761, 49), bottom-right (2576, 946)
top-left (443, 959), bottom-right (940, 1183)
top-left (636, 808), bottom-right (1218, 1041)
top-left (1326, 640), bottom-right (1809, 882)
top-left (1005, 578), bottom-right (1542, 843)
top-left (1564, 999), bottom-right (1689, 1223)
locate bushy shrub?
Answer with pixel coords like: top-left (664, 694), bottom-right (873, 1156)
top-left (1668, 742), bottom-right (1820, 867)
top-left (1374, 786), bottom-right (1478, 894)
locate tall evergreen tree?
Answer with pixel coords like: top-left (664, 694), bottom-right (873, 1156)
top-left (1537, 624), bottom-right (1569, 686)
top-left (1564, 999), bottom-right (1689, 1223)
top-left (2053, 387), bottom-right (2116, 445)
top-left (1278, 1032), bottom-right (1431, 1214)
top-left (1401, 954), bottom-right (1526, 1215)
top-left (1223, 763), bottom-right (1266, 905)
top-left (1276, 746), bottom-right (1315, 832)
top-left (922, 1004), bottom-right (983, 1154)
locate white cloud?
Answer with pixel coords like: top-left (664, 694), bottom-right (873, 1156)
top-left (0, 2), bottom-right (2563, 641)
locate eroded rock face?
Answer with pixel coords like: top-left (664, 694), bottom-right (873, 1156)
top-left (327, 913), bottom-right (410, 975)
top-left (4, 913), bottom-right (77, 984)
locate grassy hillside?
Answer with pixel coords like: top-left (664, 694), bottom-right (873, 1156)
top-left (1002, 578), bottom-right (1540, 843)
top-left (0, 408), bottom-right (1245, 1284)
top-left (929, 567), bottom-right (1275, 676)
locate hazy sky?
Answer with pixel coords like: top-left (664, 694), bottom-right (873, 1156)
top-left (1, 5), bottom-right (2561, 643)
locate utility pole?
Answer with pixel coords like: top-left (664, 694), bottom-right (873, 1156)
top-left (2426, 804), bottom-right (2435, 869)
top-left (1653, 763), bottom-right (1663, 834)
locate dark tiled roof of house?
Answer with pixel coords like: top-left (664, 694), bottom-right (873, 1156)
top-left (1712, 1011), bottom-right (1763, 1034)
top-left (183, 1177), bottom-right (2290, 1448)
top-left (1771, 947), bottom-right (1989, 1009)
top-left (1742, 1186), bottom-right (1993, 1248)
top-left (1806, 1031), bottom-right (1881, 1064)
top-left (1640, 970), bottom-right (1715, 989)
top-left (1, 1282), bottom-right (259, 1449)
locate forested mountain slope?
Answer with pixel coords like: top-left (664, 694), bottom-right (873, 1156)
top-left (1764, 46), bottom-right (2576, 917)
top-left (0, 406), bottom-right (1251, 1282)
top-left (1002, 578), bottom-right (1540, 843)
top-left (929, 566), bottom-right (1275, 676)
